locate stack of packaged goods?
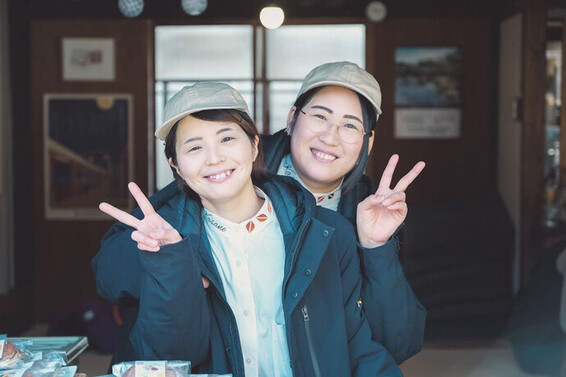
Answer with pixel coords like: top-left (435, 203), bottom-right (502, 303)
top-left (110, 361), bottom-right (230, 377)
top-left (0, 335), bottom-right (77, 377)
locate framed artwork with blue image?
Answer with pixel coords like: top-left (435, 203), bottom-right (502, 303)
top-left (394, 46), bottom-right (462, 139)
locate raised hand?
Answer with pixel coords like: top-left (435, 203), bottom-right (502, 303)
top-left (99, 182), bottom-right (182, 252)
top-left (356, 154), bottom-right (425, 248)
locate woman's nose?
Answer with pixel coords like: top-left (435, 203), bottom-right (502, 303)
top-left (318, 122), bottom-right (341, 145)
top-left (205, 146), bottom-right (224, 165)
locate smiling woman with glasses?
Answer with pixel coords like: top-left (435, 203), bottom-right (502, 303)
top-left (263, 62), bottom-right (427, 364)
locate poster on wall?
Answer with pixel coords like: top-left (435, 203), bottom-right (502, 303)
top-left (394, 46), bottom-right (462, 139)
top-left (43, 94), bottom-right (133, 220)
top-left (62, 38), bottom-right (115, 81)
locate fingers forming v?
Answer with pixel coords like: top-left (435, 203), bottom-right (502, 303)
top-left (128, 182), bottom-right (156, 217)
top-left (99, 202), bottom-right (141, 229)
top-left (377, 154), bottom-right (400, 190)
top-left (392, 161), bottom-right (426, 192)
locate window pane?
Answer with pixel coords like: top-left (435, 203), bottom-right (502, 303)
top-left (155, 25), bottom-right (254, 190)
top-left (155, 25), bottom-right (253, 80)
top-left (265, 24), bottom-right (365, 133)
top-left (265, 25), bottom-right (365, 79)
top-left (269, 81), bottom-right (302, 133)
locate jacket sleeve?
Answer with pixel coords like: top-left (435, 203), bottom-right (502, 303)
top-left (359, 234), bottom-right (426, 364)
top-left (340, 236), bottom-right (403, 377)
top-left (91, 182), bottom-right (183, 303)
top-left (130, 236), bottom-right (210, 364)
top-left (91, 221), bottom-right (143, 303)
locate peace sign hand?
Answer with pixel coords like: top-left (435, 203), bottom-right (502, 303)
top-left (357, 154), bottom-right (425, 249)
top-left (99, 182), bottom-right (182, 252)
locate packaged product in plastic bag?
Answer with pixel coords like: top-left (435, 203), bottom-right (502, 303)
top-left (20, 360), bottom-right (63, 377)
top-left (0, 335), bottom-right (27, 370)
top-left (112, 360), bottom-right (191, 377)
top-left (1, 363), bottom-right (33, 377)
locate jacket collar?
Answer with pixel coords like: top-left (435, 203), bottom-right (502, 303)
top-left (166, 177), bottom-right (319, 295)
top-left (262, 129), bottom-right (292, 173)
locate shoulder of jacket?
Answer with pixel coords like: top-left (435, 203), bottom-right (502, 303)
top-left (262, 130), bottom-right (291, 170)
top-left (317, 205), bottom-right (355, 233)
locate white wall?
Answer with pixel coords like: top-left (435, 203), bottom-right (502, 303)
top-left (0, 0), bottom-right (14, 295)
top-left (497, 13), bottom-right (522, 295)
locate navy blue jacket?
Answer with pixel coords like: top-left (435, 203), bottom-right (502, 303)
top-left (97, 178), bottom-right (402, 376)
top-left (262, 130), bottom-right (426, 363)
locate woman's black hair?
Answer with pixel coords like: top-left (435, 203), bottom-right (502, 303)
top-left (165, 109), bottom-right (270, 198)
top-left (288, 87), bottom-right (378, 193)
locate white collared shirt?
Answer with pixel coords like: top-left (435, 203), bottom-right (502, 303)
top-left (277, 154), bottom-right (342, 211)
top-left (203, 188), bottom-right (292, 377)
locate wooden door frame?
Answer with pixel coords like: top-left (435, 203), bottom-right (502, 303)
top-left (520, 5), bottom-right (548, 284)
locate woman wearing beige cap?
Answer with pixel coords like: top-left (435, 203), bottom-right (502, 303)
top-left (263, 61), bottom-right (426, 363)
top-left (94, 82), bottom-right (402, 377)
top-left (93, 62), bottom-right (425, 366)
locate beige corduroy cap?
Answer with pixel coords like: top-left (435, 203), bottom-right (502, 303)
top-left (296, 61), bottom-right (382, 119)
top-left (155, 82), bottom-right (250, 141)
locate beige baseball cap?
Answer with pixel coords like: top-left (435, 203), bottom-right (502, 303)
top-left (155, 82), bottom-right (250, 140)
top-left (297, 61), bottom-right (382, 118)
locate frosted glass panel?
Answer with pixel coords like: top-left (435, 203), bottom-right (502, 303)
top-left (266, 25), bottom-right (365, 79)
top-left (155, 25), bottom-right (253, 80)
top-left (269, 81), bottom-right (302, 133)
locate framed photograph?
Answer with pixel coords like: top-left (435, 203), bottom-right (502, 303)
top-left (62, 38), bottom-right (115, 81)
top-left (43, 94), bottom-right (133, 220)
top-left (394, 46), bottom-right (462, 139)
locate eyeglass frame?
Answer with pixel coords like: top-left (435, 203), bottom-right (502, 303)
top-left (298, 108), bottom-right (367, 143)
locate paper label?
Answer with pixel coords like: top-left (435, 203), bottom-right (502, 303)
top-left (135, 361), bottom-right (166, 377)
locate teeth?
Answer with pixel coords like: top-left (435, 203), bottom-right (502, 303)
top-left (209, 170), bottom-right (232, 180)
top-left (313, 150), bottom-right (336, 161)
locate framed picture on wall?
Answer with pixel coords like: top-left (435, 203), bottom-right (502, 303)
top-left (394, 46), bottom-right (462, 139)
top-left (62, 38), bottom-right (115, 81)
top-left (43, 94), bottom-right (133, 220)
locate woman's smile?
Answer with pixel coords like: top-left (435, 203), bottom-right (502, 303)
top-left (204, 169), bottom-right (235, 182)
top-left (311, 148), bottom-right (338, 162)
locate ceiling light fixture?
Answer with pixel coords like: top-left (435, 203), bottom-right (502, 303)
top-left (259, 5), bottom-right (285, 29)
top-left (118, 0), bottom-right (144, 18)
top-left (181, 0), bottom-right (208, 16)
top-left (365, 1), bottom-right (387, 23)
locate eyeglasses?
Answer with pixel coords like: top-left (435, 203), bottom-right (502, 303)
top-left (299, 109), bottom-right (366, 144)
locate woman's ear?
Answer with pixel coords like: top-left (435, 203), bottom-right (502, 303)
top-left (286, 106), bottom-right (298, 135)
top-left (168, 157), bottom-right (181, 177)
top-left (252, 136), bottom-right (260, 161)
top-left (367, 130), bottom-right (376, 155)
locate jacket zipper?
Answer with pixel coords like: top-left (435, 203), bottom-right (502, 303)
top-left (282, 218), bottom-right (311, 375)
top-left (301, 305), bottom-right (321, 377)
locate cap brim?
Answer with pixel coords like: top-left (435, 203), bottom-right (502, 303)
top-left (301, 80), bottom-right (383, 116)
top-left (155, 104), bottom-right (249, 141)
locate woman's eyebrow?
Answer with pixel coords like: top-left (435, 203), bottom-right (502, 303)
top-left (311, 105), bottom-right (362, 124)
top-left (310, 105), bottom-right (333, 113)
top-left (344, 114), bottom-right (363, 123)
top-left (182, 136), bottom-right (202, 144)
top-left (216, 127), bottom-right (234, 135)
